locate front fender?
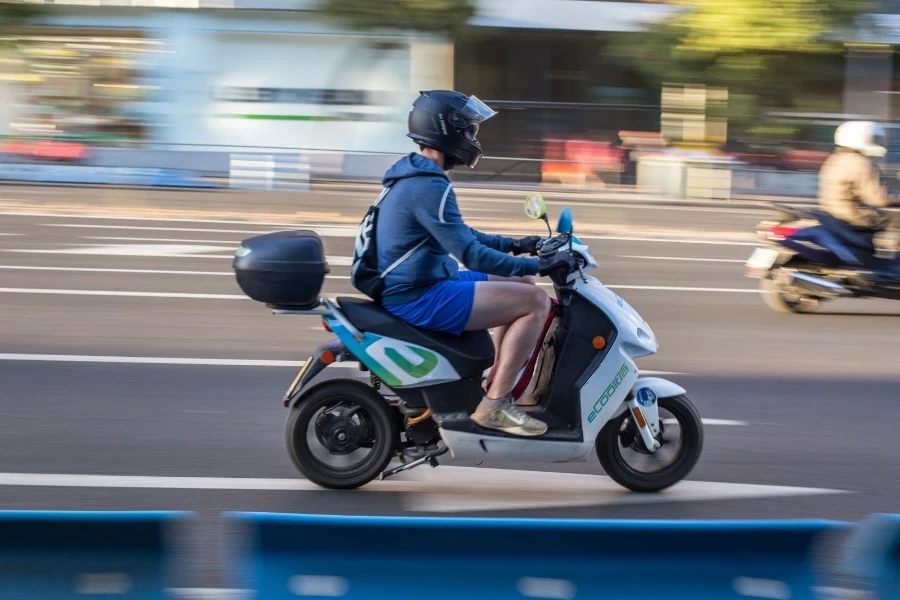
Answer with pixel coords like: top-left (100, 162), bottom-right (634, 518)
top-left (611, 377), bottom-right (687, 419)
top-left (631, 377), bottom-right (686, 399)
top-left (610, 377), bottom-right (687, 452)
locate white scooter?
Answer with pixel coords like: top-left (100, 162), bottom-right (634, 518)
top-left (259, 196), bottom-right (704, 491)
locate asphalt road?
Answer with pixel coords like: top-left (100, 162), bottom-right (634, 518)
top-left (0, 203), bottom-right (898, 589)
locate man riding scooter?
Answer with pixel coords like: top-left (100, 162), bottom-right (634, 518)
top-left (818, 121), bottom-right (900, 268)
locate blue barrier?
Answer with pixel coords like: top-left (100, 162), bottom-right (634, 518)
top-left (0, 163), bottom-right (221, 188)
top-left (835, 513), bottom-right (900, 599)
top-left (223, 512), bottom-right (849, 600)
top-left (0, 510), bottom-right (190, 600)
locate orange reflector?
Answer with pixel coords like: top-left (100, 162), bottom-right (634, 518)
top-left (321, 350), bottom-right (336, 365)
top-left (632, 407), bottom-right (647, 428)
top-left (592, 336), bottom-right (606, 350)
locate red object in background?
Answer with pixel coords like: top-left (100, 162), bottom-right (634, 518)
top-left (782, 149), bottom-right (829, 170)
top-left (542, 139), bottom-right (625, 182)
top-left (0, 139), bottom-right (88, 162)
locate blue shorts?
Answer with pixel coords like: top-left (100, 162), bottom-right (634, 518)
top-left (384, 271), bottom-right (489, 336)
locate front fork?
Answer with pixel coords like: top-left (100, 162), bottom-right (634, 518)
top-left (626, 391), bottom-right (662, 451)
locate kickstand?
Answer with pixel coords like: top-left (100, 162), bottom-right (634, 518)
top-left (380, 446), bottom-right (448, 480)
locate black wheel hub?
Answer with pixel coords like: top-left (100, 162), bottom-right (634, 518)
top-left (315, 404), bottom-right (369, 455)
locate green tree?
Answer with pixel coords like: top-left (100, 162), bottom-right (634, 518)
top-left (614, 0), bottom-right (874, 142)
top-left (320, 0), bottom-right (476, 36)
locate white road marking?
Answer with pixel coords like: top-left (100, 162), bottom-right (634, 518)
top-left (0, 467), bottom-right (849, 513)
top-left (0, 233), bottom-right (22, 236)
top-left (0, 288), bottom-right (247, 299)
top-left (31, 219), bottom-right (755, 245)
top-left (583, 236), bottom-right (757, 247)
top-left (0, 265), bottom-right (232, 276)
top-left (4, 249), bottom-right (232, 259)
top-left (42, 222), bottom-right (359, 238)
top-left (20, 243), bottom-right (234, 256)
top-left (86, 236), bottom-right (244, 244)
top-left (0, 264), bottom-right (354, 279)
top-left (608, 285), bottom-right (758, 293)
top-left (0, 285), bottom-right (762, 298)
top-left (43, 223), bottom-right (275, 234)
top-left (664, 418), bottom-right (747, 427)
top-left (0, 353), bottom-right (687, 378)
top-left (535, 282), bottom-right (759, 293)
top-left (620, 255), bottom-right (747, 264)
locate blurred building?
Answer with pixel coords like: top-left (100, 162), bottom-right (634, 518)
top-left (1, 0), bottom-right (900, 176)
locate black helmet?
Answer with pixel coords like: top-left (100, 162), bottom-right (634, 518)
top-left (407, 90), bottom-right (497, 169)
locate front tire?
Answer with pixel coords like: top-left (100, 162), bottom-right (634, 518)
top-left (286, 380), bottom-right (399, 490)
top-left (596, 394), bottom-right (703, 493)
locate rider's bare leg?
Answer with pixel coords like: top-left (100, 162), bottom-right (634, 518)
top-left (465, 279), bottom-right (550, 436)
top-left (484, 275), bottom-right (535, 375)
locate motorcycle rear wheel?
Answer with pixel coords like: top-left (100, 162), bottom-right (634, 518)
top-left (760, 275), bottom-right (820, 313)
top-left (596, 394), bottom-right (703, 493)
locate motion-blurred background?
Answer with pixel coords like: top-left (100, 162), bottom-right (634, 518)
top-left (2, 0), bottom-right (900, 197)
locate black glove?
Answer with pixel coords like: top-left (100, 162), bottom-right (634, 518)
top-left (538, 251), bottom-right (577, 279)
top-left (511, 236), bottom-right (542, 256)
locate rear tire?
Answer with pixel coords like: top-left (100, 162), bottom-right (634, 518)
top-left (596, 394), bottom-right (703, 493)
top-left (286, 380), bottom-right (399, 490)
top-left (760, 275), bottom-right (820, 313)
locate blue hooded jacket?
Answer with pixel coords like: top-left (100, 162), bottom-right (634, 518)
top-left (375, 153), bottom-right (539, 305)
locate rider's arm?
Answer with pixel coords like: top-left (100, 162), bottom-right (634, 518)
top-left (412, 181), bottom-right (538, 277)
top-left (470, 228), bottom-right (515, 252)
top-left (857, 161), bottom-right (891, 208)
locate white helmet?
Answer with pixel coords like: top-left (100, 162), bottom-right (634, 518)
top-left (834, 120), bottom-right (887, 158)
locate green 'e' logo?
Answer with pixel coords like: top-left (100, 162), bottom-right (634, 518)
top-left (385, 347), bottom-right (438, 378)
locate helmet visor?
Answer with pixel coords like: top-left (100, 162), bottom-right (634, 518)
top-left (460, 96), bottom-right (497, 124)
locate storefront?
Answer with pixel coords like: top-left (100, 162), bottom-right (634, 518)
top-left (0, 31), bottom-right (164, 145)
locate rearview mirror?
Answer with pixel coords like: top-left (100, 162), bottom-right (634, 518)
top-left (524, 193), bottom-right (546, 220)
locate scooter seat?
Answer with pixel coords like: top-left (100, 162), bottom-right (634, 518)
top-left (336, 297), bottom-right (495, 380)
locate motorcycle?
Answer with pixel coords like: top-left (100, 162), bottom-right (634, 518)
top-left (746, 203), bottom-right (900, 313)
top-left (234, 196), bottom-right (704, 492)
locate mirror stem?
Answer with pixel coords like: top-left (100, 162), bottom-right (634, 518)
top-left (541, 214), bottom-right (552, 238)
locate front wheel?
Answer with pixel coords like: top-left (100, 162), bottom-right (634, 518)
top-left (596, 394), bottom-right (703, 493)
top-left (286, 380), bottom-right (399, 490)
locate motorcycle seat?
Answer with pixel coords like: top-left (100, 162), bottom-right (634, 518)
top-left (336, 297), bottom-right (495, 379)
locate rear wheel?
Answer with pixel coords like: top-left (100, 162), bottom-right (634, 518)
top-left (286, 380), bottom-right (399, 490)
top-left (760, 274), bottom-right (820, 313)
top-left (596, 394), bottom-right (703, 493)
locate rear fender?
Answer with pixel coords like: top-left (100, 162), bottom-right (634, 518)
top-left (283, 338), bottom-right (349, 408)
